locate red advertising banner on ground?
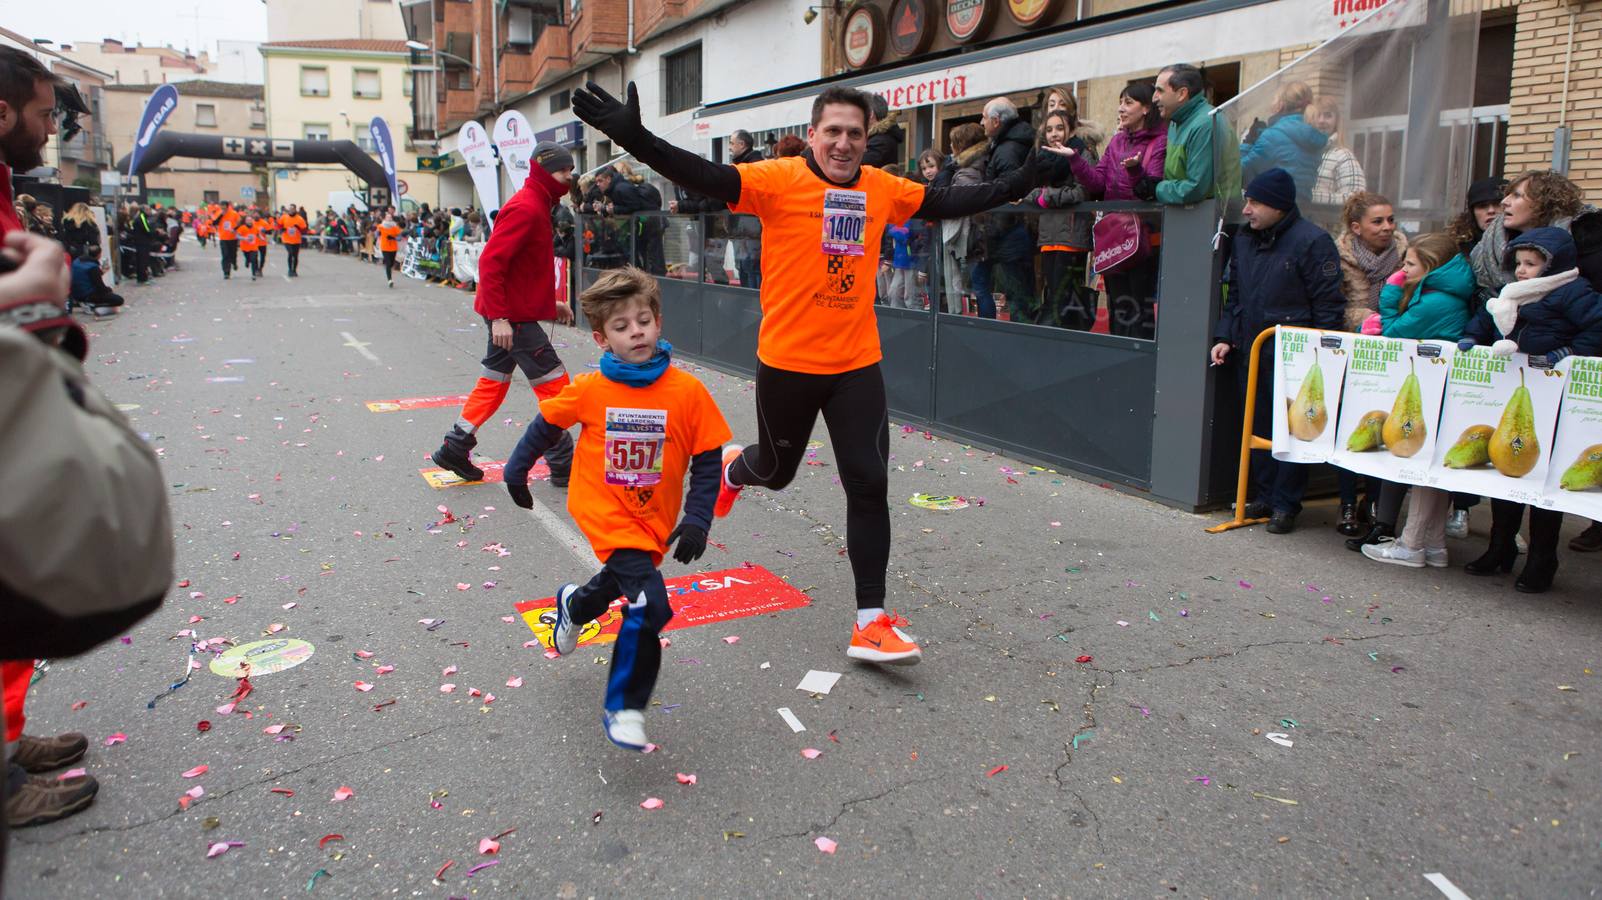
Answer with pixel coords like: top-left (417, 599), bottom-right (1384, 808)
top-left (515, 565), bottom-right (812, 650)
top-left (419, 460), bottom-right (549, 488)
top-left (366, 394), bottom-right (471, 413)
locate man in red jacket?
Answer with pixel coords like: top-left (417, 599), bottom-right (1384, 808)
top-left (432, 141), bottom-right (577, 485)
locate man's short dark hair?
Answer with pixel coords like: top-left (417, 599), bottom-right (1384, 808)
top-left (1159, 64), bottom-right (1206, 101)
top-left (810, 87), bottom-right (872, 129)
top-left (0, 46), bottom-right (62, 114)
top-left (731, 129), bottom-right (753, 147)
top-left (869, 94), bottom-right (889, 121)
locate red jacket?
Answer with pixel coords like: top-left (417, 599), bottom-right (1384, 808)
top-left (473, 166), bottom-right (564, 322)
top-left (0, 163), bottom-right (22, 239)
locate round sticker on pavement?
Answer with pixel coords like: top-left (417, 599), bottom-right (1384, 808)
top-left (210, 638), bottom-right (315, 677)
top-left (909, 493), bottom-right (969, 510)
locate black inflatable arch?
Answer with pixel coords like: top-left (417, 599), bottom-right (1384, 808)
top-left (114, 132), bottom-right (387, 194)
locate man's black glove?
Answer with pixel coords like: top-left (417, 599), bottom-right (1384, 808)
top-left (1132, 176), bottom-right (1160, 202)
top-left (667, 523), bottom-right (707, 564)
top-left (507, 483), bottom-right (533, 509)
top-left (572, 81), bottom-right (646, 149)
top-left (999, 150), bottom-right (1040, 199)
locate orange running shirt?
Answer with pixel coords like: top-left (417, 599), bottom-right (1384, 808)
top-left (540, 368), bottom-right (731, 563)
top-left (215, 209), bottom-right (240, 241)
top-left (730, 157), bottom-right (926, 374)
top-left (237, 222), bottom-right (259, 251)
top-left (378, 223), bottom-right (401, 253)
top-left (279, 214), bottom-right (307, 244)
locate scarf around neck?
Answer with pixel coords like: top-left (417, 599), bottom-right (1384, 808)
top-left (1488, 268), bottom-right (1579, 338)
top-left (599, 339), bottom-right (673, 387)
top-left (1349, 234), bottom-right (1402, 308)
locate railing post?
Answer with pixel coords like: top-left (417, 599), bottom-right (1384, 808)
top-left (1204, 325), bottom-right (1277, 533)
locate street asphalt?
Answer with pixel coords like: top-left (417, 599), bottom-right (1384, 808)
top-left (5, 240), bottom-right (1602, 900)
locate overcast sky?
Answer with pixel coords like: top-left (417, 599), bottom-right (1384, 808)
top-left (12, 1), bottom-right (267, 58)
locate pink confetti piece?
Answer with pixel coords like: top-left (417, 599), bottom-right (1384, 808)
top-left (722, 636), bottom-right (740, 644)
top-left (104, 733), bottom-right (127, 746)
top-left (675, 773), bottom-right (697, 785)
top-left (1116, 620), bottom-right (1130, 628)
top-left (801, 748), bottom-right (822, 760)
top-left (440, 684), bottom-right (457, 693)
top-left (265, 623), bottom-right (286, 634)
top-left (263, 725), bottom-right (287, 735)
top-left (1238, 580), bottom-right (1253, 589)
top-left (354, 650), bottom-right (375, 659)
top-left (468, 688), bottom-right (483, 698)
top-left (206, 841), bottom-right (243, 858)
top-left (1050, 521), bottom-right (1061, 527)
top-left (467, 861), bottom-right (499, 876)
top-left (215, 702), bottom-right (237, 716)
top-left (331, 786), bottom-right (354, 802)
top-left (185, 785), bottom-right (204, 799)
top-left (58, 767), bottom-right (88, 780)
top-left (188, 615), bottom-right (204, 624)
top-left (183, 765), bottom-right (209, 778)
top-left (375, 665), bottom-right (395, 675)
top-left (640, 797), bottom-right (664, 810)
top-left (543, 649), bottom-right (561, 659)
top-left (643, 743), bottom-right (659, 754)
top-left (814, 836), bottom-right (838, 854)
top-left (477, 838), bottom-right (499, 855)
top-left (456, 583), bottom-right (472, 591)
top-left (506, 677), bottom-right (524, 688)
top-left (659, 637), bottom-right (671, 649)
top-left (1193, 776), bottom-right (1211, 786)
top-left (282, 602), bottom-right (297, 610)
top-left (500, 616), bottom-right (516, 624)
top-left (189, 591), bottom-right (205, 600)
top-left (354, 681), bottom-right (375, 693)
top-left (443, 665), bottom-right (458, 677)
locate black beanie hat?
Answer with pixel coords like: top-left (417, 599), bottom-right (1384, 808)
top-left (1466, 176), bottom-right (1508, 209)
top-left (533, 141), bottom-right (574, 174)
top-left (1244, 167), bottom-right (1297, 212)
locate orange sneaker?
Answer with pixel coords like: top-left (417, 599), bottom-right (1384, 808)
top-left (713, 445), bottom-right (745, 518)
top-left (847, 612), bottom-right (922, 665)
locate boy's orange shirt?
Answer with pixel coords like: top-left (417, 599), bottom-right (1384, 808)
top-left (539, 367), bottom-right (731, 564)
top-left (378, 223), bottom-right (401, 252)
top-left (214, 208), bottom-right (240, 241)
top-left (279, 214), bottom-right (307, 244)
top-left (730, 157), bottom-right (926, 375)
top-left (237, 222), bottom-right (259, 251)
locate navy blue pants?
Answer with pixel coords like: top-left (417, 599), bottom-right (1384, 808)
top-left (569, 549), bottom-right (672, 712)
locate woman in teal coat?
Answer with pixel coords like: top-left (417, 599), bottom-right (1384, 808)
top-left (1363, 232), bottom-right (1476, 571)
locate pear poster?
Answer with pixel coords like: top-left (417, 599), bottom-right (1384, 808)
top-left (1543, 355), bottom-right (1602, 518)
top-left (1271, 327), bottom-right (1349, 464)
top-left (1328, 337), bottom-right (1453, 484)
top-left (1426, 349), bottom-right (1565, 506)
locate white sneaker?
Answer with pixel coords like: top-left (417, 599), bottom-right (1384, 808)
top-left (1362, 539), bottom-right (1426, 568)
top-left (550, 583), bottom-right (579, 656)
top-left (1445, 509), bottom-right (1469, 540)
top-left (1515, 533), bottom-right (1528, 555)
top-left (1424, 547), bottom-right (1449, 568)
top-left (603, 710), bottom-right (648, 751)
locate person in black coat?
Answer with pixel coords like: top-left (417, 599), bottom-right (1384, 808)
top-left (862, 95), bottom-right (904, 169)
top-left (1209, 168), bottom-right (1344, 534)
top-left (973, 97), bottom-right (1038, 320)
top-left (1458, 226), bottom-right (1602, 593)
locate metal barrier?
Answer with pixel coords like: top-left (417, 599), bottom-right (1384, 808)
top-left (1203, 325), bottom-right (1277, 534)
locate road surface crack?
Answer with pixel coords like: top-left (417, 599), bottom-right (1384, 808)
top-left (755, 775), bottom-right (943, 845)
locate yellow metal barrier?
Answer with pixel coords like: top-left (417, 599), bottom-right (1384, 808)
top-left (1205, 326), bottom-right (1278, 534)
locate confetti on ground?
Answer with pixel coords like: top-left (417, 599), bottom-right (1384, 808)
top-left (801, 748), bottom-right (822, 759)
top-left (795, 670), bottom-right (842, 694)
top-left (777, 707), bottom-right (805, 732)
top-left (676, 773), bottom-right (697, 785)
top-left (640, 797), bottom-right (664, 810)
top-left (814, 836), bottom-right (838, 854)
top-left (183, 765), bottom-right (208, 778)
top-left (331, 786), bottom-right (354, 802)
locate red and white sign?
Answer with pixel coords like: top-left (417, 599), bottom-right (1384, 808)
top-left (874, 73), bottom-right (970, 111)
top-left (515, 564), bottom-right (811, 649)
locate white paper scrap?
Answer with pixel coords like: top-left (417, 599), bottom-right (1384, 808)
top-left (1266, 732), bottom-right (1294, 748)
top-left (1424, 872), bottom-right (1473, 900)
top-left (796, 670), bottom-right (842, 695)
top-left (777, 707), bottom-right (805, 733)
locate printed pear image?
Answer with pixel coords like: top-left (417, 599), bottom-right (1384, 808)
top-left (1382, 357), bottom-right (1427, 458)
top-left (1488, 369), bottom-right (1540, 478)
top-left (1287, 359), bottom-right (1328, 441)
top-left (1442, 425), bottom-right (1495, 469)
top-left (1345, 410), bottom-right (1388, 452)
top-left (1559, 443), bottom-right (1602, 491)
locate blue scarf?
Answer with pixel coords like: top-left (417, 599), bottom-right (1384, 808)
top-left (599, 339), bottom-right (673, 387)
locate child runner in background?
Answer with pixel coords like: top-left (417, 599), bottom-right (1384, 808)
top-left (213, 201), bottom-right (240, 280)
top-left (503, 266), bottom-right (729, 751)
top-left (255, 209), bottom-right (273, 271)
top-left (378, 214), bottom-right (402, 287)
top-left (237, 213), bottom-right (261, 281)
top-left (278, 204), bottom-right (306, 277)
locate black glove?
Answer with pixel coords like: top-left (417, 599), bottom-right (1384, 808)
top-left (507, 483), bottom-right (533, 509)
top-left (1132, 176), bottom-right (1159, 202)
top-left (1000, 151), bottom-right (1039, 199)
top-left (572, 81), bottom-right (646, 149)
top-left (667, 523), bottom-right (707, 564)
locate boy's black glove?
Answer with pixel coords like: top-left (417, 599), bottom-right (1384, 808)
top-left (667, 523), bottom-right (707, 564)
top-left (572, 81), bottom-right (647, 149)
top-left (507, 483), bottom-right (533, 509)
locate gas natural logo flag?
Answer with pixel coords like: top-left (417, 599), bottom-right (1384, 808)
top-left (369, 117), bottom-right (401, 202)
top-left (127, 84), bottom-right (179, 179)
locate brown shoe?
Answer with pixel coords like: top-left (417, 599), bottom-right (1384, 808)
top-left (12, 732), bottom-right (89, 773)
top-left (1571, 522), bottom-right (1602, 553)
top-left (6, 771), bottom-right (99, 828)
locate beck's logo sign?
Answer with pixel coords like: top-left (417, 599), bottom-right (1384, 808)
top-left (945, 0), bottom-right (994, 42)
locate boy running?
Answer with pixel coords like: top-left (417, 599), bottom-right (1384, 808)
top-left (431, 141), bottom-right (578, 486)
top-left (279, 204), bottom-right (306, 277)
top-left (572, 82), bottom-right (1034, 664)
top-left (504, 266), bottom-right (729, 751)
top-left (237, 213), bottom-right (261, 281)
top-left (212, 201), bottom-right (240, 280)
top-left (377, 215), bottom-right (402, 287)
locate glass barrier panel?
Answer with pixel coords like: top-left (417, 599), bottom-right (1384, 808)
top-left (700, 213), bottom-right (763, 289)
top-left (658, 214), bottom-right (702, 282)
top-left (580, 213), bottom-right (630, 270)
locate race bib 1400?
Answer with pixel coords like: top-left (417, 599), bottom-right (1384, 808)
top-left (604, 407), bottom-right (667, 487)
top-left (821, 189), bottom-right (867, 257)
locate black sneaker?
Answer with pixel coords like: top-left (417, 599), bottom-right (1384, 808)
top-left (1345, 523), bottom-right (1393, 552)
top-left (431, 446), bottom-right (485, 483)
top-left (1265, 511), bottom-right (1297, 534)
top-left (1571, 522), bottom-right (1602, 553)
top-left (1242, 501), bottom-right (1272, 520)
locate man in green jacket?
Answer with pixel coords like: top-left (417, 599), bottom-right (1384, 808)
top-left (1137, 63), bottom-right (1239, 205)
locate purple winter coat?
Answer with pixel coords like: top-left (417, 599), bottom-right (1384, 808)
top-left (1068, 126), bottom-right (1166, 201)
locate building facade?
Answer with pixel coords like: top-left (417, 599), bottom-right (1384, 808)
top-left (260, 38), bottom-right (437, 211)
top-left (267, 0), bottom-right (409, 44)
top-left (100, 82), bottom-right (266, 208)
top-left (57, 39), bottom-right (212, 85)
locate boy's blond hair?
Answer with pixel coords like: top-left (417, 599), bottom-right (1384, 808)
top-left (581, 266), bottom-right (662, 328)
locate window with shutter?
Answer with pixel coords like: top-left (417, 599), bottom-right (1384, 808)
top-left (301, 67), bottom-right (330, 97)
top-left (354, 69), bottom-right (382, 99)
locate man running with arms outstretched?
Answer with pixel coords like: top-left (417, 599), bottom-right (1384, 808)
top-left (573, 82), bottom-right (1034, 666)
